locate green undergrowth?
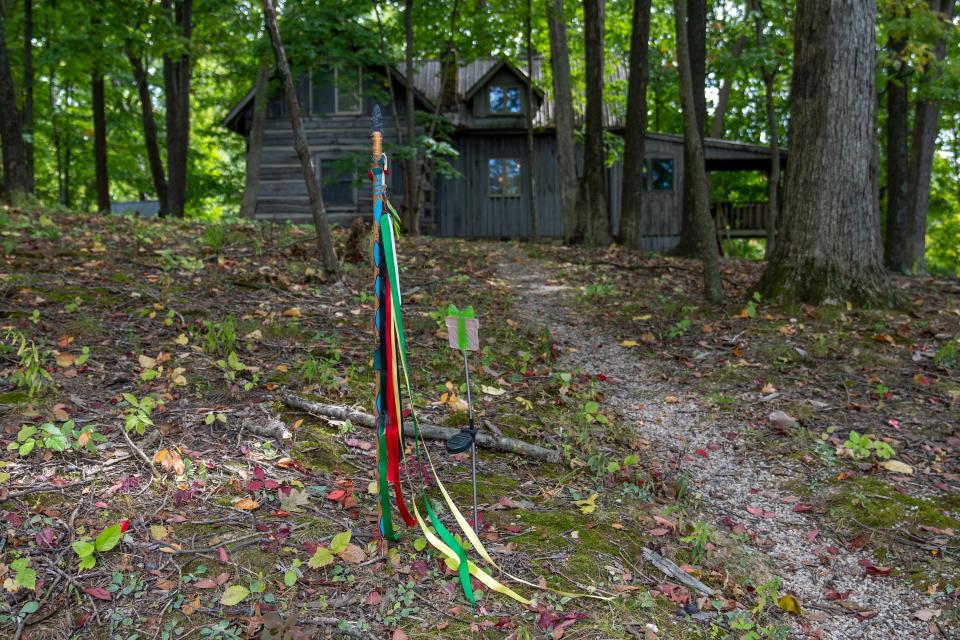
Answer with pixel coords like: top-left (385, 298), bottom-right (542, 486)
top-left (824, 476), bottom-right (960, 532)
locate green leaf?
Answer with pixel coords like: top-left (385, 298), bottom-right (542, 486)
top-left (95, 524), bottom-right (123, 553)
top-left (17, 426), bottom-right (37, 442)
top-left (19, 600), bottom-right (39, 616)
top-left (308, 547), bottom-right (334, 569)
top-left (413, 537), bottom-right (427, 552)
top-left (330, 530), bottom-right (351, 554)
top-left (10, 558), bottom-right (30, 573)
top-left (122, 393), bottom-right (139, 408)
top-left (15, 567), bottom-right (37, 590)
top-left (18, 440), bottom-right (36, 457)
top-left (78, 554), bottom-right (96, 570)
top-left (283, 569), bottom-right (297, 587)
top-left (584, 401), bottom-right (600, 414)
top-left (72, 539), bottom-right (95, 558)
top-left (220, 584), bottom-right (250, 606)
top-left (45, 434), bottom-right (68, 452)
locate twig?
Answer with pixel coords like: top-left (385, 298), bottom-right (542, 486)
top-left (641, 547), bottom-right (714, 596)
top-left (281, 393), bottom-right (561, 463)
top-left (122, 426), bottom-right (155, 470)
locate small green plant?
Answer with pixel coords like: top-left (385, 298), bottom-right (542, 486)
top-left (216, 352), bottom-right (258, 391)
top-left (6, 557), bottom-right (37, 591)
top-left (3, 330), bottom-right (54, 396)
top-left (745, 291), bottom-right (763, 318)
top-left (201, 317), bottom-right (237, 355)
top-left (201, 225), bottom-right (228, 253)
top-left (8, 420), bottom-right (106, 456)
top-left (580, 282), bottom-right (615, 301)
top-left (123, 393), bottom-right (157, 435)
top-left (73, 522), bottom-right (126, 570)
top-left (842, 431), bottom-right (895, 461)
top-left (935, 336), bottom-right (959, 369)
top-left (681, 520), bottom-right (713, 564)
top-left (668, 318), bottom-right (692, 338)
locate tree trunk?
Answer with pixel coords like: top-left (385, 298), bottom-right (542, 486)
top-left (884, 36), bottom-right (910, 271)
top-left (525, 0), bottom-right (538, 239)
top-left (673, 0), bottom-right (707, 256)
top-left (902, 0), bottom-right (956, 274)
top-left (546, 0), bottom-right (579, 243)
top-left (22, 0), bottom-right (34, 191)
top-left (128, 50), bottom-right (169, 215)
top-left (0, 13), bottom-right (31, 199)
top-left (92, 69), bottom-right (110, 213)
top-left (162, 0), bottom-right (192, 218)
top-left (619, 0), bottom-right (651, 248)
top-left (403, 0), bottom-right (419, 235)
top-left (240, 55), bottom-right (271, 218)
top-left (758, 0), bottom-right (893, 306)
top-left (751, 0), bottom-right (780, 258)
top-left (582, 0), bottom-right (610, 246)
top-left (709, 33), bottom-right (746, 140)
top-left (261, 0), bottom-right (340, 280)
top-left (674, 0), bottom-right (722, 304)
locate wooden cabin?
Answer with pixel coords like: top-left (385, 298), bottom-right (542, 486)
top-left (224, 58), bottom-right (785, 252)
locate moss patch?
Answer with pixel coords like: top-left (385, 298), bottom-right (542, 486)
top-left (825, 476), bottom-right (960, 531)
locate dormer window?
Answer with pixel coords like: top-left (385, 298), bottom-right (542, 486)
top-left (489, 85), bottom-right (521, 114)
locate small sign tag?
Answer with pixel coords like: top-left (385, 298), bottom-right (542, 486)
top-left (446, 314), bottom-right (479, 351)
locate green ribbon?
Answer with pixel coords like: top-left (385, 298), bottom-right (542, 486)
top-left (447, 304), bottom-right (475, 352)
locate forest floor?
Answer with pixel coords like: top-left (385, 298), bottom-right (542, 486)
top-left (0, 206), bottom-right (958, 640)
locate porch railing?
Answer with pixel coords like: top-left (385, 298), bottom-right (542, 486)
top-left (711, 201), bottom-right (769, 237)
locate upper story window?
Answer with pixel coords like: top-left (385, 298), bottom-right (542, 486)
top-left (488, 158), bottom-right (521, 197)
top-left (312, 67), bottom-right (362, 115)
top-left (489, 85), bottom-right (521, 114)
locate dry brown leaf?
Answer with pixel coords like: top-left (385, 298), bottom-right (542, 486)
top-left (233, 497), bottom-right (260, 511)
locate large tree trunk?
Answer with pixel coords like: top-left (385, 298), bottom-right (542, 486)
top-left (619, 0), bottom-right (651, 249)
top-left (673, 0), bottom-right (707, 256)
top-left (525, 0), bottom-right (538, 239)
top-left (0, 13), bottom-right (32, 199)
top-left (546, 0), bottom-right (580, 243)
top-left (22, 0), bottom-right (34, 190)
top-left (581, 0), bottom-right (610, 245)
top-left (92, 69), bottom-right (110, 213)
top-left (901, 0), bottom-right (956, 274)
top-left (884, 35), bottom-right (910, 272)
top-left (261, 0), bottom-right (340, 280)
top-left (162, 0), bottom-right (193, 218)
top-left (674, 0), bottom-right (722, 303)
top-left (128, 50), bottom-right (169, 215)
top-left (403, 0), bottom-right (419, 235)
top-left (240, 55), bottom-right (271, 218)
top-left (758, 0), bottom-right (893, 306)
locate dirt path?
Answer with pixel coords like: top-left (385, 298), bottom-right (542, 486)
top-left (496, 244), bottom-right (937, 639)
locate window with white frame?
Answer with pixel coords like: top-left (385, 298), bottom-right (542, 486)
top-left (488, 85), bottom-right (522, 114)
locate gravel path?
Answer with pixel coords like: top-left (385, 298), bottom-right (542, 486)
top-left (497, 244), bottom-right (940, 640)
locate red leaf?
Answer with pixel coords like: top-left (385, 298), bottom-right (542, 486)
top-left (791, 503), bottom-right (815, 513)
top-left (695, 449), bottom-right (709, 458)
top-left (194, 578), bottom-right (218, 589)
top-left (649, 527), bottom-right (672, 536)
top-left (218, 547), bottom-right (229, 563)
top-left (746, 506), bottom-right (775, 518)
top-left (328, 489), bottom-right (346, 502)
top-left (365, 591), bottom-right (382, 605)
top-left (806, 529), bottom-right (820, 542)
top-left (84, 586), bottom-right (112, 600)
top-left (119, 519), bottom-right (131, 533)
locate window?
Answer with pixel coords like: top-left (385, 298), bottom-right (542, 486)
top-left (312, 67), bottom-right (361, 115)
top-left (319, 159), bottom-right (355, 206)
top-left (650, 158), bottom-right (674, 191)
top-left (489, 85), bottom-right (521, 114)
top-left (488, 158), bottom-right (521, 197)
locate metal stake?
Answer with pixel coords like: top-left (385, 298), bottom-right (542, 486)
top-left (463, 349), bottom-right (478, 530)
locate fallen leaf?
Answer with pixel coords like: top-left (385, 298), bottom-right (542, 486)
top-left (233, 497), bottom-right (259, 511)
top-left (620, 340), bottom-right (639, 348)
top-left (777, 593), bottom-right (802, 615)
top-left (153, 449), bottom-right (185, 475)
top-left (221, 584), bottom-right (250, 605)
top-left (150, 525), bottom-right (168, 541)
top-left (174, 334), bottom-right (189, 346)
top-left (282, 307), bottom-right (301, 318)
top-left (138, 354), bottom-right (157, 369)
top-left (913, 609), bottom-right (941, 621)
top-left (84, 586), bottom-right (112, 600)
top-left (573, 493), bottom-right (598, 515)
top-left (880, 460), bottom-right (913, 475)
top-left (481, 385), bottom-right (507, 396)
top-left (768, 410), bottom-right (797, 430)
top-left (339, 543), bottom-right (366, 564)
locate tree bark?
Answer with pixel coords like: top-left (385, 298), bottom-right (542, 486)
top-left (240, 55), bottom-right (271, 218)
top-left (128, 49), bottom-right (169, 215)
top-left (619, 0), bottom-right (651, 248)
top-left (0, 11), bottom-right (31, 199)
top-left (403, 0), bottom-right (419, 235)
top-left (902, 0), bottom-right (956, 274)
top-left (525, 0), bottom-right (538, 239)
top-left (673, 0), bottom-right (707, 257)
top-left (674, 0), bottom-right (722, 304)
top-left (751, 0), bottom-right (780, 258)
top-left (261, 0), bottom-right (340, 279)
top-left (92, 69), bottom-right (110, 213)
top-left (582, 0), bottom-right (610, 245)
top-left (884, 36), bottom-right (910, 271)
top-left (758, 0), bottom-right (894, 306)
top-left (22, 0), bottom-right (34, 190)
top-left (546, 0), bottom-right (579, 243)
top-left (162, 0), bottom-right (193, 218)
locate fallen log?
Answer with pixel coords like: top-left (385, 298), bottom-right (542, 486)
top-left (641, 547), bottom-right (714, 596)
top-left (281, 393), bottom-right (561, 464)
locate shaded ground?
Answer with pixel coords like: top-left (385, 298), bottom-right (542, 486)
top-left (0, 207), bottom-right (957, 639)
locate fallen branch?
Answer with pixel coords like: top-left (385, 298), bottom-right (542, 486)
top-left (281, 393), bottom-right (561, 464)
top-left (641, 547), bottom-right (714, 596)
